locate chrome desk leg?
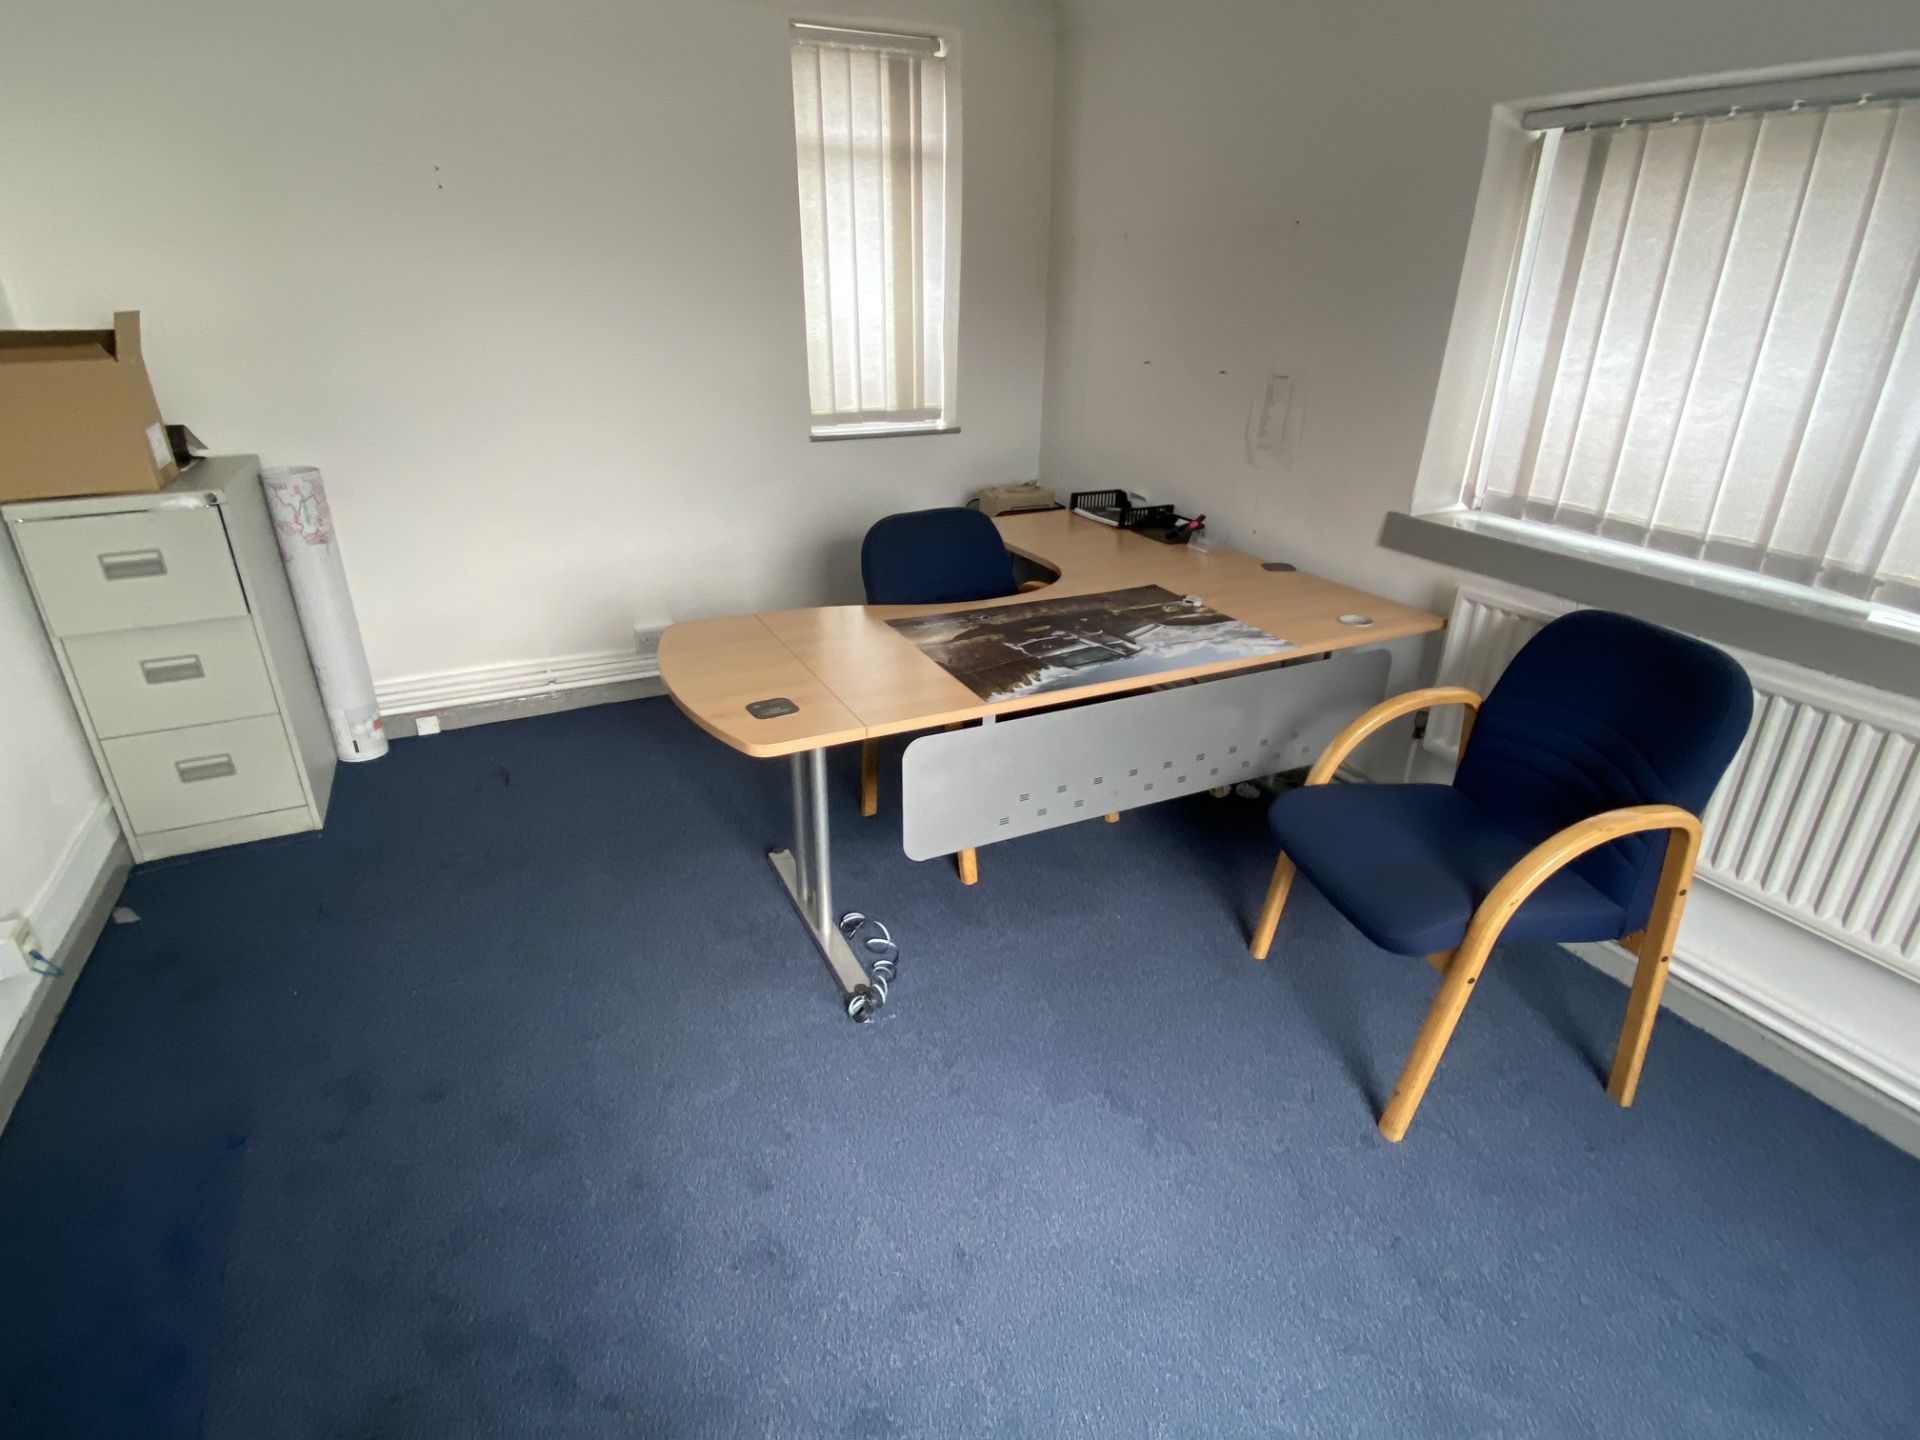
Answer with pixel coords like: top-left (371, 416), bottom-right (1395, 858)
top-left (768, 747), bottom-right (876, 1016)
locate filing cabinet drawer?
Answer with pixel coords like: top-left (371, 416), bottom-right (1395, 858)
top-left (102, 716), bottom-right (306, 834)
top-left (12, 506), bottom-right (247, 636)
top-left (65, 618), bottom-right (278, 738)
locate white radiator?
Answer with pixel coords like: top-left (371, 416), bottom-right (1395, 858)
top-left (1428, 581), bottom-right (1920, 981)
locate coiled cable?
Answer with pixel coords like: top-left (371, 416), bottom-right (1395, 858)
top-left (838, 912), bottom-right (898, 1022)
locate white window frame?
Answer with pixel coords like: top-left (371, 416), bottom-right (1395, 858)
top-left (1409, 55), bottom-right (1920, 637)
top-left (788, 18), bottom-right (965, 441)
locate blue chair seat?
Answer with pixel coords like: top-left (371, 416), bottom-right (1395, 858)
top-left (1269, 783), bottom-right (1630, 956)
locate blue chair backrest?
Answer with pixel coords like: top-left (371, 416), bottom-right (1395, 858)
top-left (1453, 610), bottom-right (1753, 928)
top-left (861, 507), bottom-right (1021, 606)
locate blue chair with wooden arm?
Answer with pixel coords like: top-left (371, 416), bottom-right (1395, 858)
top-left (859, 507), bottom-right (1023, 885)
top-left (1250, 609), bottom-right (1753, 1141)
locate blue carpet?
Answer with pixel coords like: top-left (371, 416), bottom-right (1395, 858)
top-left (2, 697), bottom-right (1917, 1439)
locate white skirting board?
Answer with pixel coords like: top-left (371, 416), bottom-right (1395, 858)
top-left (0, 803), bottom-right (129, 1133)
top-left (1567, 938), bottom-right (1920, 1160)
top-left (375, 648), bottom-right (661, 718)
top-left (30, 800), bottom-right (121, 946)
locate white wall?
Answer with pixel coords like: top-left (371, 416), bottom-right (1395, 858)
top-left (0, 552), bottom-right (109, 914)
top-left (0, 270), bottom-right (118, 1046)
top-left (0, 0), bottom-right (1057, 694)
top-left (1043, 0), bottom-right (1920, 607)
top-left (0, 539), bottom-right (115, 1040)
top-left (1041, 0), bottom-right (1920, 1115)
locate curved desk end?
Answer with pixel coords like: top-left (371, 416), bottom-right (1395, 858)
top-left (657, 615), bottom-right (866, 757)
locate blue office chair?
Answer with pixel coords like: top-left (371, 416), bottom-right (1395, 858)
top-left (861, 507), bottom-right (1020, 607)
top-left (860, 508), bottom-right (1024, 884)
top-left (1250, 610), bottom-right (1753, 1141)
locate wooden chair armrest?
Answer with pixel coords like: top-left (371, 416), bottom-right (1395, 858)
top-left (1375, 802), bottom-right (1703, 1139)
top-left (1460, 804), bottom-right (1703, 957)
top-left (1304, 686), bottom-right (1483, 786)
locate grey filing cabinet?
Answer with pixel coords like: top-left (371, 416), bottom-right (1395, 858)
top-left (4, 455), bottom-right (336, 861)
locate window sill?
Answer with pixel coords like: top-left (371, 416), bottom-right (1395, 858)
top-left (810, 423), bottom-right (961, 443)
top-left (1380, 509), bottom-right (1920, 699)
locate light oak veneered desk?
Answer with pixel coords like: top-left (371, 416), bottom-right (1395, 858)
top-left (659, 511), bottom-right (1444, 1016)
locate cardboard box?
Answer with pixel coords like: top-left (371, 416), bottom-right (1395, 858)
top-left (0, 311), bottom-right (179, 501)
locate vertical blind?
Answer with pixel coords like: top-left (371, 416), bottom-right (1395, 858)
top-left (790, 27), bottom-right (948, 428)
top-left (1471, 98), bottom-right (1920, 609)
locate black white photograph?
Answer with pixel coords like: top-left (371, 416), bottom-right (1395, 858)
top-left (887, 583), bottom-right (1286, 701)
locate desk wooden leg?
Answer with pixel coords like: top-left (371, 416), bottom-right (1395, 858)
top-left (939, 720), bottom-right (982, 885)
top-left (859, 739), bottom-right (879, 818)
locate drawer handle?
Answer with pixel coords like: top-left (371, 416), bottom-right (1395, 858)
top-left (140, 655), bottom-right (206, 685)
top-left (99, 549), bottom-right (168, 581)
top-left (175, 754), bottom-right (237, 784)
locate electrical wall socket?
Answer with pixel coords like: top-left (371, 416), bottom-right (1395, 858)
top-left (0, 914), bottom-right (45, 979)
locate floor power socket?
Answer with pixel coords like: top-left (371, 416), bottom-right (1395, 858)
top-left (0, 914), bottom-right (51, 979)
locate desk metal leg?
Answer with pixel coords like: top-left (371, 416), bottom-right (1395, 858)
top-left (768, 747), bottom-right (878, 1018)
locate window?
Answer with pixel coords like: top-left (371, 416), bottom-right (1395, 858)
top-left (1466, 68), bottom-right (1920, 611)
top-left (789, 22), bottom-right (954, 437)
